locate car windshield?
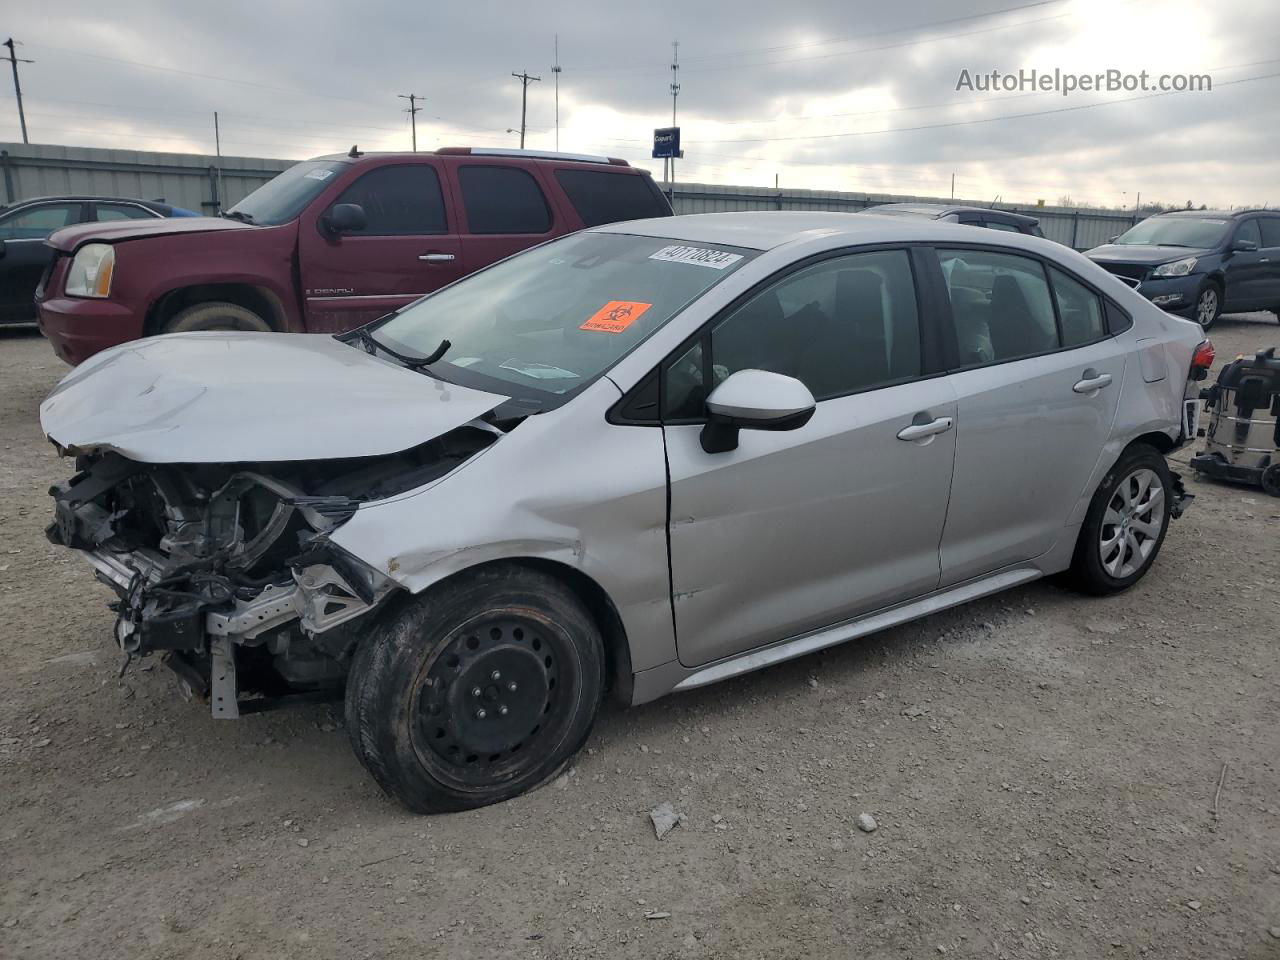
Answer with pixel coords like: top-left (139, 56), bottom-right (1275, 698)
top-left (1114, 217), bottom-right (1230, 248)
top-left (371, 232), bottom-right (756, 403)
top-left (224, 159), bottom-right (349, 226)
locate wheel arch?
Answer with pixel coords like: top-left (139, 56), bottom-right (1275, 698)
top-left (383, 556), bottom-right (635, 705)
top-left (145, 283), bottom-right (289, 336)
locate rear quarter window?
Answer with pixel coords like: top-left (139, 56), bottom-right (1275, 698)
top-left (554, 169), bottom-right (671, 227)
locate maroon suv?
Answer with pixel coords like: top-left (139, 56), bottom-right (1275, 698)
top-left (36, 148), bottom-right (672, 364)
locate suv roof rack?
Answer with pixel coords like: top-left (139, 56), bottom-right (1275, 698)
top-left (434, 147), bottom-right (629, 166)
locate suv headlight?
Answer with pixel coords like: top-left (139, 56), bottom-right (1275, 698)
top-left (65, 243), bottom-right (115, 298)
top-left (1152, 256), bottom-right (1198, 278)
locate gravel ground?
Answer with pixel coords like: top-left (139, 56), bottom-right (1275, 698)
top-left (2, 317), bottom-right (1278, 960)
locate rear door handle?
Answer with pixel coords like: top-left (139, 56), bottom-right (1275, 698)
top-left (897, 416), bottom-right (954, 442)
top-left (1073, 370), bottom-right (1113, 394)
top-left (418, 253), bottom-right (456, 262)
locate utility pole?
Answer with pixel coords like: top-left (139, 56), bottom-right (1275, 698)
top-left (213, 111), bottom-right (225, 212)
top-left (4, 38), bottom-right (32, 144)
top-left (669, 40), bottom-right (680, 190)
top-left (511, 71), bottom-right (541, 149)
top-left (552, 36), bottom-right (562, 152)
top-left (398, 94), bottom-right (423, 152)
top-left (950, 173), bottom-right (955, 199)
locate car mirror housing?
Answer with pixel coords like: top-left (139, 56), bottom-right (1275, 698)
top-left (700, 369), bottom-right (816, 453)
top-left (323, 202), bottom-right (367, 235)
top-left (1232, 238), bottom-right (1259, 253)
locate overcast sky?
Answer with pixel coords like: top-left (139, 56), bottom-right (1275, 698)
top-left (2, 0), bottom-right (1277, 209)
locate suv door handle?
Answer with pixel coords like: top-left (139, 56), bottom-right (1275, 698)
top-left (897, 415), bottom-right (954, 442)
top-left (1073, 370), bottom-right (1113, 394)
top-left (418, 253), bottom-right (456, 262)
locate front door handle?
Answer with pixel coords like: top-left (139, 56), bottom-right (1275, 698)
top-left (897, 415), bottom-right (954, 442)
top-left (418, 253), bottom-right (456, 262)
top-left (1073, 369), bottom-right (1113, 394)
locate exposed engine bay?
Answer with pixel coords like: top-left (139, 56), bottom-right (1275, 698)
top-left (45, 424), bottom-right (499, 716)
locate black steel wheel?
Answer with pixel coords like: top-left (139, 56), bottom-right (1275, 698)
top-left (345, 564), bottom-right (604, 813)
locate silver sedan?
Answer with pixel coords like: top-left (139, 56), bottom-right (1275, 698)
top-left (40, 212), bottom-right (1212, 812)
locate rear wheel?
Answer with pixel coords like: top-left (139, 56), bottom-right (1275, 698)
top-left (1193, 282), bottom-right (1222, 330)
top-left (345, 564), bottom-right (605, 813)
top-left (1069, 445), bottom-right (1173, 595)
top-left (162, 301), bottom-right (271, 334)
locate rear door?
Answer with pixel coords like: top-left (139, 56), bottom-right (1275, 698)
top-left (449, 163), bottom-right (561, 276)
top-left (0, 201), bottom-right (87, 323)
top-left (298, 161), bottom-right (465, 332)
top-left (663, 247), bottom-right (958, 668)
top-left (936, 247), bottom-right (1126, 585)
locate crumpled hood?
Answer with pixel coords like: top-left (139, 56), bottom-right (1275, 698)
top-left (1086, 243), bottom-right (1213, 266)
top-left (40, 332), bottom-right (507, 463)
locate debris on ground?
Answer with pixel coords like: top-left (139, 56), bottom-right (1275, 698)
top-left (856, 813), bottom-right (878, 833)
top-left (649, 802), bottom-right (685, 840)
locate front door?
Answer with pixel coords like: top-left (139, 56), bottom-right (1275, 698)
top-left (663, 248), bottom-right (958, 668)
top-left (935, 247), bottom-right (1125, 585)
top-left (298, 162), bottom-right (466, 332)
top-left (1223, 218), bottom-right (1267, 311)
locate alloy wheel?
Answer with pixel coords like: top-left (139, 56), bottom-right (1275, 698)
top-left (1196, 288), bottom-right (1218, 327)
top-left (1099, 468), bottom-right (1165, 578)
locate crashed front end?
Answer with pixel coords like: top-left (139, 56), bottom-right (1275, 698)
top-left (46, 431), bottom-right (495, 716)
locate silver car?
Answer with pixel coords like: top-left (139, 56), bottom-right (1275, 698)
top-left (40, 212), bottom-right (1212, 813)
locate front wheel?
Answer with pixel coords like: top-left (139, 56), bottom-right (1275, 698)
top-left (162, 301), bottom-right (272, 334)
top-left (1068, 445), bottom-right (1173, 595)
top-left (1192, 282), bottom-right (1222, 330)
top-left (345, 564), bottom-right (605, 814)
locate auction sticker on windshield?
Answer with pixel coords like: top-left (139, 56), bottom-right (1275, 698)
top-left (649, 245), bottom-right (744, 270)
top-left (581, 300), bottom-right (653, 333)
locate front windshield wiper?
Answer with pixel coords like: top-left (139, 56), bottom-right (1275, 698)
top-left (220, 210), bottom-right (256, 224)
top-left (349, 327), bottom-right (451, 370)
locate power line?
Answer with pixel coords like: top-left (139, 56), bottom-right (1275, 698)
top-left (398, 93), bottom-right (423, 151)
top-left (689, 69), bottom-right (1280, 144)
top-left (511, 71), bottom-right (541, 148)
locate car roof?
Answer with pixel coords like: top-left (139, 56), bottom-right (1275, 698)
top-left (312, 147), bottom-right (633, 168)
top-left (1, 195), bottom-right (168, 207)
top-left (1159, 209), bottom-right (1275, 219)
top-left (592, 210), bottom-right (1051, 252)
top-left (871, 202), bottom-right (1038, 226)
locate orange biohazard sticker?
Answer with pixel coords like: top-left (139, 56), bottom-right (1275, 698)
top-left (581, 300), bottom-right (652, 333)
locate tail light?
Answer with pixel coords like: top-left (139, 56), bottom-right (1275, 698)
top-left (1189, 340), bottom-right (1215, 380)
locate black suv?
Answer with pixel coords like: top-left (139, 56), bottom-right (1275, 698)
top-left (867, 203), bottom-right (1045, 237)
top-left (1086, 209), bottom-right (1280, 330)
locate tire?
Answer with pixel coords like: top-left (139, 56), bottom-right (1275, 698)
top-left (344, 564), bottom-right (605, 814)
top-left (1068, 445), bottom-right (1174, 595)
top-left (161, 301), bottom-right (272, 334)
top-left (1192, 281), bottom-right (1222, 330)
top-left (1261, 464), bottom-right (1280, 498)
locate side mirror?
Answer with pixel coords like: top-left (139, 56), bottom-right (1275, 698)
top-left (1232, 238), bottom-right (1259, 253)
top-left (322, 202), bottom-right (367, 235)
top-left (700, 369), bottom-right (816, 454)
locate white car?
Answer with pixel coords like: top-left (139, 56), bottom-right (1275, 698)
top-left (40, 212), bottom-right (1212, 812)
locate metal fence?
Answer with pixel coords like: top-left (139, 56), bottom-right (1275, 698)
top-left (669, 182), bottom-right (1143, 250)
top-left (0, 143), bottom-right (292, 214)
top-left (1, 142), bottom-right (1142, 249)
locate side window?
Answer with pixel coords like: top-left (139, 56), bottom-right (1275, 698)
top-left (1049, 267), bottom-right (1105, 347)
top-left (95, 203), bottom-right (159, 222)
top-left (1260, 218), bottom-right (1280, 249)
top-left (459, 166), bottom-right (552, 234)
top-left (1236, 219), bottom-right (1262, 248)
top-left (938, 249), bottom-right (1058, 366)
top-left (0, 203), bottom-right (81, 239)
top-left (663, 249), bottom-right (922, 418)
top-left (555, 170), bottom-right (668, 227)
top-left (333, 165), bottom-right (447, 236)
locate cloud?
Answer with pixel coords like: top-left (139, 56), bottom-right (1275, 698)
top-left (1, 0), bottom-right (1274, 207)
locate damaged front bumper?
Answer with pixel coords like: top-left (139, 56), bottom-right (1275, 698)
top-left (47, 453), bottom-right (405, 718)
